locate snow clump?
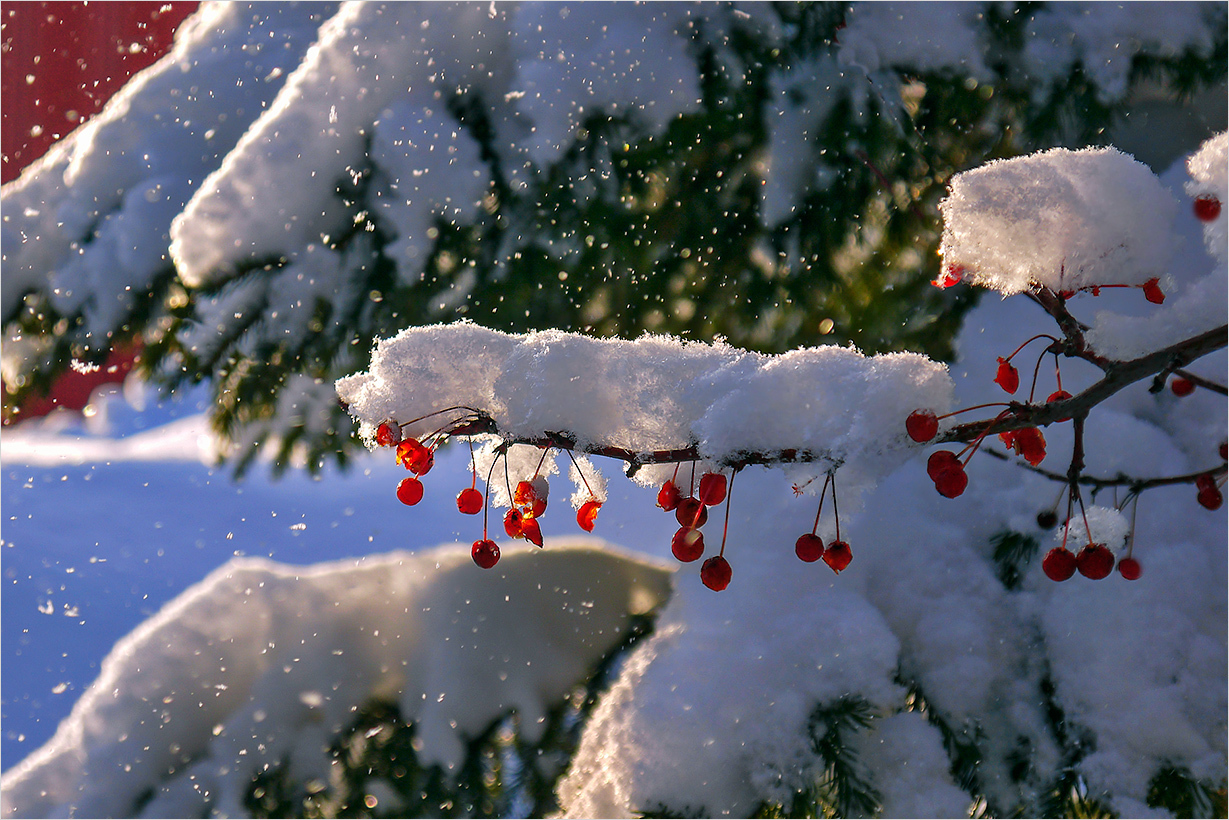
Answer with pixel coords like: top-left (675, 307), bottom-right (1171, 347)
top-left (939, 146), bottom-right (1177, 295)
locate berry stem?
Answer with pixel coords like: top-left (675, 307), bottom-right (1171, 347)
top-left (831, 472), bottom-right (841, 543)
top-left (811, 473), bottom-right (831, 535)
top-left (565, 448), bottom-right (596, 497)
top-left (1002, 334), bottom-right (1061, 365)
top-left (718, 468), bottom-right (738, 557)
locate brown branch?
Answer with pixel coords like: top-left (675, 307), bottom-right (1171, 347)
top-left (983, 446), bottom-right (1226, 495)
top-left (940, 323), bottom-right (1227, 444)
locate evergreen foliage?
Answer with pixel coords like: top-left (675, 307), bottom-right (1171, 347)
top-left (4, 2), bottom-right (1225, 472)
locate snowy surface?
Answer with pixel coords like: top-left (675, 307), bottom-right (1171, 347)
top-left (939, 147), bottom-right (1178, 296)
top-left (1, 3), bottom-right (1225, 817)
top-left (337, 325), bottom-right (954, 501)
top-left (0, 3), bottom-right (333, 326)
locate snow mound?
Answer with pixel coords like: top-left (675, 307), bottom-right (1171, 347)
top-left (336, 323), bottom-right (954, 493)
top-left (939, 147), bottom-right (1177, 295)
top-left (0, 541), bottom-right (671, 819)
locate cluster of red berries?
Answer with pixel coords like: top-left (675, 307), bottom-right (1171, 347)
top-left (657, 470), bottom-right (733, 591)
top-left (1042, 542), bottom-right (1138, 582)
top-left (375, 419), bottom-right (603, 571)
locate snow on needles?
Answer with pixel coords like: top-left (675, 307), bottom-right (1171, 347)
top-left (336, 323), bottom-right (954, 492)
top-left (939, 146), bottom-right (1177, 296)
top-left (0, 542), bottom-right (671, 819)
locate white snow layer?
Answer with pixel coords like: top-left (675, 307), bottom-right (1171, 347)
top-left (0, 542), bottom-right (671, 818)
top-left (939, 146), bottom-right (1177, 296)
top-left (0, 3), bottom-right (330, 326)
top-left (336, 323), bottom-right (954, 495)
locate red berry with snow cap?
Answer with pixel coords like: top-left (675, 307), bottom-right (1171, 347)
top-left (471, 539), bottom-right (500, 569)
top-left (375, 421), bottom-right (401, 447)
top-left (795, 533), bottom-right (825, 563)
top-left (906, 409), bottom-right (939, 443)
top-left (700, 555), bottom-right (732, 591)
top-left (1042, 547), bottom-right (1077, 581)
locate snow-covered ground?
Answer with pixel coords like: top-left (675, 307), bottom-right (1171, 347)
top-left (0, 385), bottom-right (674, 774)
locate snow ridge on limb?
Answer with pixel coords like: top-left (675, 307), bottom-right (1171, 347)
top-left (336, 322), bottom-right (954, 491)
top-left (0, 541), bottom-right (671, 819)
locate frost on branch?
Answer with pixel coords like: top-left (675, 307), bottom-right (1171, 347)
top-left (336, 322), bottom-right (954, 493)
top-left (938, 147), bottom-right (1177, 296)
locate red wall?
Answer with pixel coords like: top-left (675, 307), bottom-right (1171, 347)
top-left (1, 1), bottom-right (198, 421)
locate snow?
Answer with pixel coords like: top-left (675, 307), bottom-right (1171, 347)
top-left (338, 325), bottom-right (955, 500)
top-left (171, 2), bottom-right (508, 288)
top-left (1, 3), bottom-right (1225, 818)
top-left (0, 3), bottom-right (331, 326)
top-left (1, 539), bottom-right (670, 818)
top-left (939, 147), bottom-right (1178, 296)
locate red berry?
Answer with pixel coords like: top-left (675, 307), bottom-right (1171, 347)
top-left (375, 421), bottom-right (401, 447)
top-left (672, 527), bottom-right (705, 562)
top-left (675, 497), bottom-right (708, 528)
top-left (1194, 195), bottom-right (1222, 223)
top-left (822, 540), bottom-right (852, 573)
top-left (1046, 390), bottom-right (1072, 404)
top-left (1196, 473), bottom-right (1217, 492)
top-left (576, 498), bottom-right (602, 532)
top-left (906, 409), bottom-right (939, 443)
top-left (1117, 557), bottom-right (1142, 581)
top-left (926, 450), bottom-right (961, 481)
top-left (700, 555), bottom-right (732, 591)
top-left (657, 480), bottom-right (681, 511)
top-left (456, 487), bottom-right (484, 515)
top-left (1036, 509), bottom-right (1059, 529)
top-left (1076, 544), bottom-right (1115, 580)
top-left (471, 539), bottom-right (500, 569)
top-left (933, 464), bottom-right (968, 498)
top-left (521, 516), bottom-right (544, 547)
top-left (698, 473), bottom-right (728, 506)
top-left (1042, 547), bottom-right (1077, 581)
top-left (795, 533), bottom-right (825, 563)
top-left (396, 477), bottom-right (424, 506)
top-left (931, 264), bottom-right (964, 289)
top-left (514, 480), bottom-right (537, 506)
top-left (994, 357), bottom-right (1019, 394)
top-left (1197, 485), bottom-right (1223, 510)
top-left (503, 508), bottom-right (524, 538)
top-left (1170, 377), bottom-right (1195, 397)
top-left (396, 438), bottom-right (434, 475)
top-left (1142, 277), bottom-right (1165, 305)
top-left (1012, 427), bottom-right (1047, 467)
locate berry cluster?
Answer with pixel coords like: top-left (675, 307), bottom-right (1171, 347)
top-left (909, 234), bottom-right (1227, 583)
top-left (657, 468), bottom-right (734, 590)
top-left (374, 412), bottom-right (604, 571)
